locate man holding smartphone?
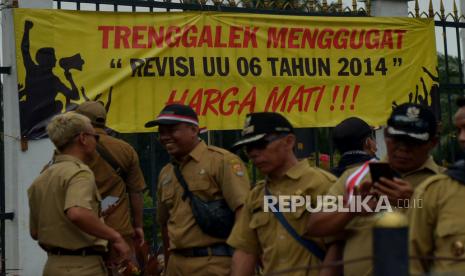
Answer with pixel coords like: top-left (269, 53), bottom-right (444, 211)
top-left (409, 98), bottom-right (465, 274)
top-left (306, 103), bottom-right (443, 276)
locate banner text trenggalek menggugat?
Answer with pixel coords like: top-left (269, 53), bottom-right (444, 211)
top-left (13, 9), bottom-right (437, 134)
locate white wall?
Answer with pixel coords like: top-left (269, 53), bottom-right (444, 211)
top-left (2, 1), bottom-right (53, 275)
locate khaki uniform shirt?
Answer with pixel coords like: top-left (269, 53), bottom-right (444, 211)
top-left (327, 156), bottom-right (443, 276)
top-left (410, 174), bottom-right (465, 274)
top-left (157, 141), bottom-right (250, 249)
top-left (27, 154), bottom-right (107, 250)
top-left (89, 128), bottom-right (146, 236)
top-left (227, 160), bottom-right (336, 276)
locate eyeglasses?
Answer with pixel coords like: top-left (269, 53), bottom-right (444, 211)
top-left (245, 133), bottom-right (288, 152)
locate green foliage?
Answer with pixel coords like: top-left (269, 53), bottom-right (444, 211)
top-left (433, 53), bottom-right (463, 165)
top-left (142, 190), bottom-right (162, 249)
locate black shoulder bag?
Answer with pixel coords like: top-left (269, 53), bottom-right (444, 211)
top-left (96, 143), bottom-right (127, 180)
top-left (172, 163), bottom-right (235, 239)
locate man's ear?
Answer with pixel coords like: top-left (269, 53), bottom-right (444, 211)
top-left (285, 134), bottom-right (297, 149)
top-left (78, 132), bottom-right (90, 146)
top-left (363, 137), bottom-right (372, 150)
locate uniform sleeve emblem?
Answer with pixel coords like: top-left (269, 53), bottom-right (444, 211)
top-left (232, 163), bottom-right (245, 177)
top-left (452, 240), bottom-right (465, 257)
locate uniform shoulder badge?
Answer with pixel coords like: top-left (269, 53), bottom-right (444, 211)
top-left (452, 240), bottom-right (465, 257)
top-left (230, 159), bottom-right (245, 177)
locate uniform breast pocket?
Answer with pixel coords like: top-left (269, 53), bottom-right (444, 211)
top-left (436, 222), bottom-right (465, 258)
top-left (161, 183), bottom-right (175, 203)
top-left (189, 175), bottom-right (214, 199)
top-left (289, 207), bottom-right (307, 235)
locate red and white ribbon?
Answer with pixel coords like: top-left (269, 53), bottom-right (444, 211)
top-left (345, 159), bottom-right (377, 203)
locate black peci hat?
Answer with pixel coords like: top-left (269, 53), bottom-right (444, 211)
top-left (333, 117), bottom-right (373, 153)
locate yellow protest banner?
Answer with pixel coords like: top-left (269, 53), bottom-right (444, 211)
top-left (13, 9), bottom-right (437, 137)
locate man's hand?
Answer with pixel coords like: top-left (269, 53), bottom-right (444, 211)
top-left (353, 180), bottom-right (373, 197)
top-left (352, 180), bottom-right (378, 216)
top-left (373, 177), bottom-right (413, 206)
top-left (111, 235), bottom-right (131, 264)
top-left (133, 226), bottom-right (144, 247)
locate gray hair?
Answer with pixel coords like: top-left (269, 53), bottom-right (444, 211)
top-left (46, 112), bottom-right (92, 150)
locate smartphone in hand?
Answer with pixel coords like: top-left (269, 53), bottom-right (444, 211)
top-left (369, 162), bottom-right (398, 183)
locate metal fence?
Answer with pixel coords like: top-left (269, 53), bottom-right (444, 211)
top-left (408, 0), bottom-right (465, 164)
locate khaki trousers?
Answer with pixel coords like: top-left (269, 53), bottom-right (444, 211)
top-left (166, 253), bottom-right (231, 276)
top-left (44, 254), bottom-right (107, 276)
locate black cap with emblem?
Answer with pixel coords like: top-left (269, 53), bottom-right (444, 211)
top-left (386, 103), bottom-right (437, 142)
top-left (232, 112), bottom-right (294, 150)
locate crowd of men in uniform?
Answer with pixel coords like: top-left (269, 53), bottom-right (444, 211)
top-left (26, 99), bottom-right (465, 276)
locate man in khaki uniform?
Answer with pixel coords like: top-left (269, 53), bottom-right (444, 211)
top-left (27, 112), bottom-right (130, 276)
top-left (76, 101), bottom-right (146, 267)
top-left (409, 98), bottom-right (465, 274)
top-left (145, 104), bottom-right (250, 276)
top-left (227, 112), bottom-right (336, 276)
top-left (306, 103), bottom-right (443, 276)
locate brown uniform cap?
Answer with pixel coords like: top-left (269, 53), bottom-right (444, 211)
top-left (76, 101), bottom-right (106, 128)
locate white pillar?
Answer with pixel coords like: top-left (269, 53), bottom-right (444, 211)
top-left (369, 0), bottom-right (410, 159)
top-left (2, 1), bottom-right (53, 275)
top-left (371, 0), bottom-right (410, 16)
